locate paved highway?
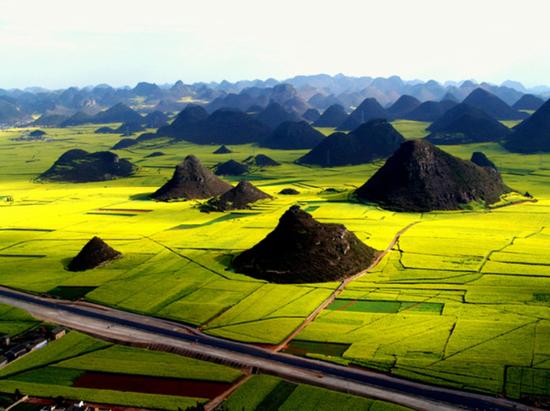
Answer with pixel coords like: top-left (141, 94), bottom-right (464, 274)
top-left (0, 286), bottom-right (539, 411)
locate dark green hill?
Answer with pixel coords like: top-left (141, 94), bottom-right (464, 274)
top-left (504, 98), bottom-right (550, 152)
top-left (355, 140), bottom-right (509, 211)
top-left (232, 205), bottom-right (379, 283)
top-left (337, 98), bottom-right (387, 130)
top-left (254, 102), bottom-right (301, 129)
top-left (144, 110), bottom-right (169, 128)
top-left (152, 155), bottom-right (232, 201)
top-left (387, 95), bottom-right (421, 119)
top-left (402, 100), bottom-right (457, 121)
top-left (471, 151), bottom-right (497, 170)
top-left (298, 119), bottom-right (405, 167)
top-left (68, 237), bottom-right (121, 272)
top-left (303, 108), bottom-right (321, 122)
top-left (243, 154), bottom-right (280, 167)
top-left (426, 103), bottom-right (510, 144)
top-left (94, 103), bottom-right (143, 124)
top-left (201, 181), bottom-right (272, 212)
top-left (313, 104), bottom-right (348, 127)
top-left (512, 94), bottom-right (544, 111)
top-left (159, 108), bottom-right (271, 144)
top-left (40, 150), bottom-right (137, 182)
top-left (463, 88), bottom-right (526, 120)
top-left (261, 121), bottom-right (324, 149)
top-left (214, 159), bottom-right (250, 176)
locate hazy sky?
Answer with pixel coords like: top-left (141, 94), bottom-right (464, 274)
top-left (1, 0), bottom-right (549, 89)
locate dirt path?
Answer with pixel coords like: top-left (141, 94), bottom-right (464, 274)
top-left (273, 220), bottom-right (420, 352)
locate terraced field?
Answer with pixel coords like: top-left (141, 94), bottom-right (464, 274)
top-left (0, 122), bottom-right (549, 405)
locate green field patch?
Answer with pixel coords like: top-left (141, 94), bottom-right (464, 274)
top-left (11, 367), bottom-right (84, 386)
top-left (158, 281), bottom-right (261, 325)
top-left (56, 345), bottom-right (241, 382)
top-left (255, 380), bottom-right (298, 411)
top-left (284, 340), bottom-right (350, 357)
top-left (483, 260), bottom-right (550, 276)
top-left (327, 298), bottom-right (445, 315)
top-left (279, 384), bottom-right (411, 411)
top-left (506, 367), bottom-right (550, 399)
top-left (46, 286), bottom-right (97, 300)
top-left (223, 375), bottom-right (281, 411)
top-left (400, 302), bottom-right (444, 314)
top-left (534, 293), bottom-right (550, 302)
top-left (0, 321), bottom-right (39, 336)
top-left (206, 317), bottom-right (305, 344)
top-left (327, 299), bottom-right (401, 313)
top-left (0, 304), bottom-right (38, 322)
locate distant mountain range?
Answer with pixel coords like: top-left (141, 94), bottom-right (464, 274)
top-left (1, 74), bottom-right (549, 127)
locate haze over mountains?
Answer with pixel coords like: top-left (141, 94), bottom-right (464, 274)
top-left (1, 74), bottom-right (548, 127)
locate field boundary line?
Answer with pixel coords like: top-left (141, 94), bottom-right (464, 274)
top-left (272, 220), bottom-right (421, 352)
top-left (203, 370), bottom-right (253, 411)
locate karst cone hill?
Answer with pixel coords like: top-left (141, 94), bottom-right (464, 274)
top-left (261, 121), bottom-right (325, 150)
top-left (151, 155), bottom-right (232, 201)
top-left (159, 107), bottom-right (271, 144)
top-left (243, 154), bottom-right (280, 167)
top-left (254, 102), bottom-right (301, 129)
top-left (337, 97), bottom-right (388, 130)
top-left (512, 94), bottom-right (544, 111)
top-left (40, 149), bottom-right (137, 182)
top-left (232, 205), bottom-right (380, 284)
top-left (298, 119), bottom-right (405, 167)
top-left (67, 236), bottom-right (121, 272)
top-left (355, 140), bottom-right (509, 212)
top-left (303, 108), bottom-right (321, 122)
top-left (387, 95), bottom-right (421, 119)
top-left (426, 103), bottom-right (511, 144)
top-left (202, 180), bottom-right (272, 212)
top-left (463, 88), bottom-right (526, 120)
top-left (213, 145), bottom-right (232, 154)
top-left (93, 103), bottom-right (143, 125)
top-left (157, 104), bottom-right (208, 137)
top-left (471, 151), bottom-right (497, 170)
top-left (214, 159), bottom-right (249, 176)
top-left (504, 98), bottom-right (550, 153)
top-left (403, 100), bottom-right (457, 122)
top-left (313, 104), bottom-right (348, 127)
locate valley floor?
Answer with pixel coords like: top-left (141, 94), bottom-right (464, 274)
top-left (0, 122), bottom-right (548, 409)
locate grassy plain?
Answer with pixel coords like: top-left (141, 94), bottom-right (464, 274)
top-left (0, 120), bottom-right (548, 404)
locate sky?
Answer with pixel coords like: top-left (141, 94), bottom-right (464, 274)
top-left (1, 0), bottom-right (549, 89)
